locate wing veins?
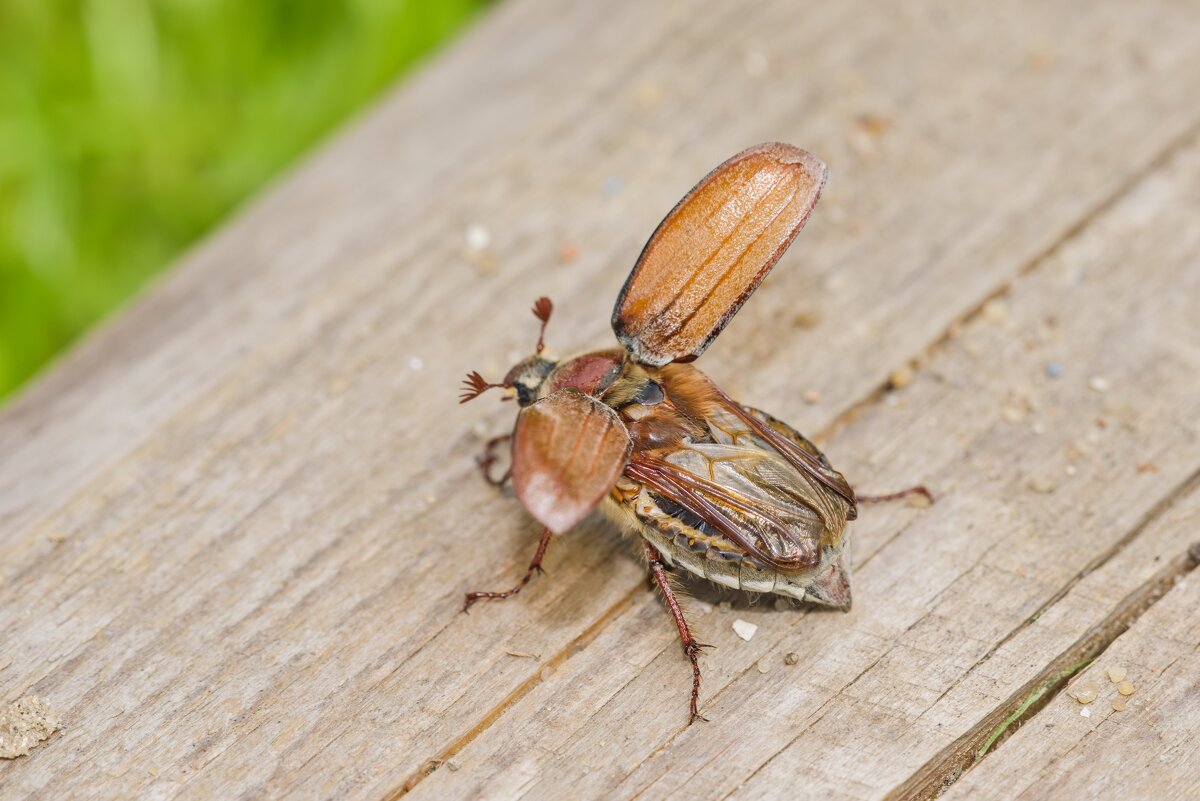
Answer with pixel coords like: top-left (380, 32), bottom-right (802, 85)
top-left (627, 454), bottom-right (818, 570)
top-left (709, 384), bottom-right (857, 521)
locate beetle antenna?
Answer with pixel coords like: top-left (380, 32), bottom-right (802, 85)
top-left (459, 371), bottom-right (504, 403)
top-left (532, 297), bottom-right (553, 354)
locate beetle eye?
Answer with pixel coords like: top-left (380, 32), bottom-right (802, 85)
top-left (633, 379), bottom-right (665, 406)
top-left (515, 384), bottom-right (534, 406)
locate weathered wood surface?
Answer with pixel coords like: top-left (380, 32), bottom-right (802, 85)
top-left (941, 494), bottom-right (1200, 801)
top-left (2, 1), bottom-right (1200, 799)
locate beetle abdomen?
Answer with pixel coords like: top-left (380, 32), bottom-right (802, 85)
top-left (613, 486), bottom-right (806, 600)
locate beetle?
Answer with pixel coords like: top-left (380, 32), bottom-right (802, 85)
top-left (459, 142), bottom-right (930, 723)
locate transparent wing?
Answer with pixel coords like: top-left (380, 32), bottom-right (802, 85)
top-left (612, 142), bottom-right (827, 366)
top-left (626, 444), bottom-right (826, 570)
top-left (713, 392), bottom-right (859, 522)
top-left (623, 363), bottom-right (855, 570)
top-left (511, 389), bottom-right (632, 533)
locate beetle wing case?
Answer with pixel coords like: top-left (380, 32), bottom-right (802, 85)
top-left (511, 388), bottom-right (632, 534)
top-left (612, 142), bottom-right (827, 366)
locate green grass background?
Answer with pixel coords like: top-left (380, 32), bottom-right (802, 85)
top-left (0, 0), bottom-right (488, 401)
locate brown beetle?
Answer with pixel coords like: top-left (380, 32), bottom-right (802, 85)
top-left (460, 143), bottom-right (930, 722)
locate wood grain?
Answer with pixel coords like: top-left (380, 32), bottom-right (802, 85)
top-left (409, 134), bottom-right (1200, 801)
top-left (2, 1), bottom-right (1200, 799)
top-left (939, 493), bottom-right (1200, 801)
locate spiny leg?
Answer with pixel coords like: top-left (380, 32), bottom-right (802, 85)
top-left (463, 526), bottom-right (553, 612)
top-left (856, 485), bottom-right (933, 505)
top-left (476, 433), bottom-right (512, 488)
top-left (643, 542), bottom-right (711, 724)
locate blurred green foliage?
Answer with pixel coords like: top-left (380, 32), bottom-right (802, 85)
top-left (0, 0), bottom-right (487, 401)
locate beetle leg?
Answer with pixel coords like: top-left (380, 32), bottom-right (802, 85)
top-left (477, 433), bottom-right (512, 487)
top-left (463, 526), bottom-right (552, 612)
top-left (643, 542), bottom-right (711, 724)
top-left (855, 485), bottom-right (933, 505)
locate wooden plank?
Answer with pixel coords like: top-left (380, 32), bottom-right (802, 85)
top-left (2, 1), bottom-right (1200, 799)
top-left (406, 135), bottom-right (1200, 801)
top-left (5, 0), bottom-right (1200, 543)
top-left (941, 529), bottom-right (1200, 800)
top-left (886, 481), bottom-right (1200, 800)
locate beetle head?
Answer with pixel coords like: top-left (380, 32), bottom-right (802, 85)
top-left (459, 297), bottom-right (557, 407)
top-left (501, 354), bottom-right (556, 406)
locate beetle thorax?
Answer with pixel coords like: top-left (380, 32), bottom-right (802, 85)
top-left (538, 349), bottom-right (627, 403)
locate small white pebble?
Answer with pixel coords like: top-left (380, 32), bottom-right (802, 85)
top-left (717, 600), bottom-right (733, 613)
top-left (1069, 683), bottom-right (1098, 704)
top-left (409, 356), bottom-right (424, 371)
top-left (465, 223), bottom-right (491, 251)
top-left (1088, 376), bottom-right (1110, 393)
top-left (1065, 464), bottom-right (1077, 476)
top-left (1080, 706), bottom-right (1091, 718)
top-left (732, 619), bottom-right (758, 641)
top-left (756, 659), bottom-right (772, 674)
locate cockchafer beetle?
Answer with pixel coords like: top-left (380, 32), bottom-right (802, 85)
top-left (460, 143), bottom-right (930, 722)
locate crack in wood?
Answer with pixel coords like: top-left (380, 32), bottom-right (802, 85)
top-left (884, 526), bottom-right (1200, 800)
top-left (906, 465), bottom-right (1200, 737)
top-left (383, 590), bottom-right (638, 800)
top-left (985, 466), bottom-right (1200, 662)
